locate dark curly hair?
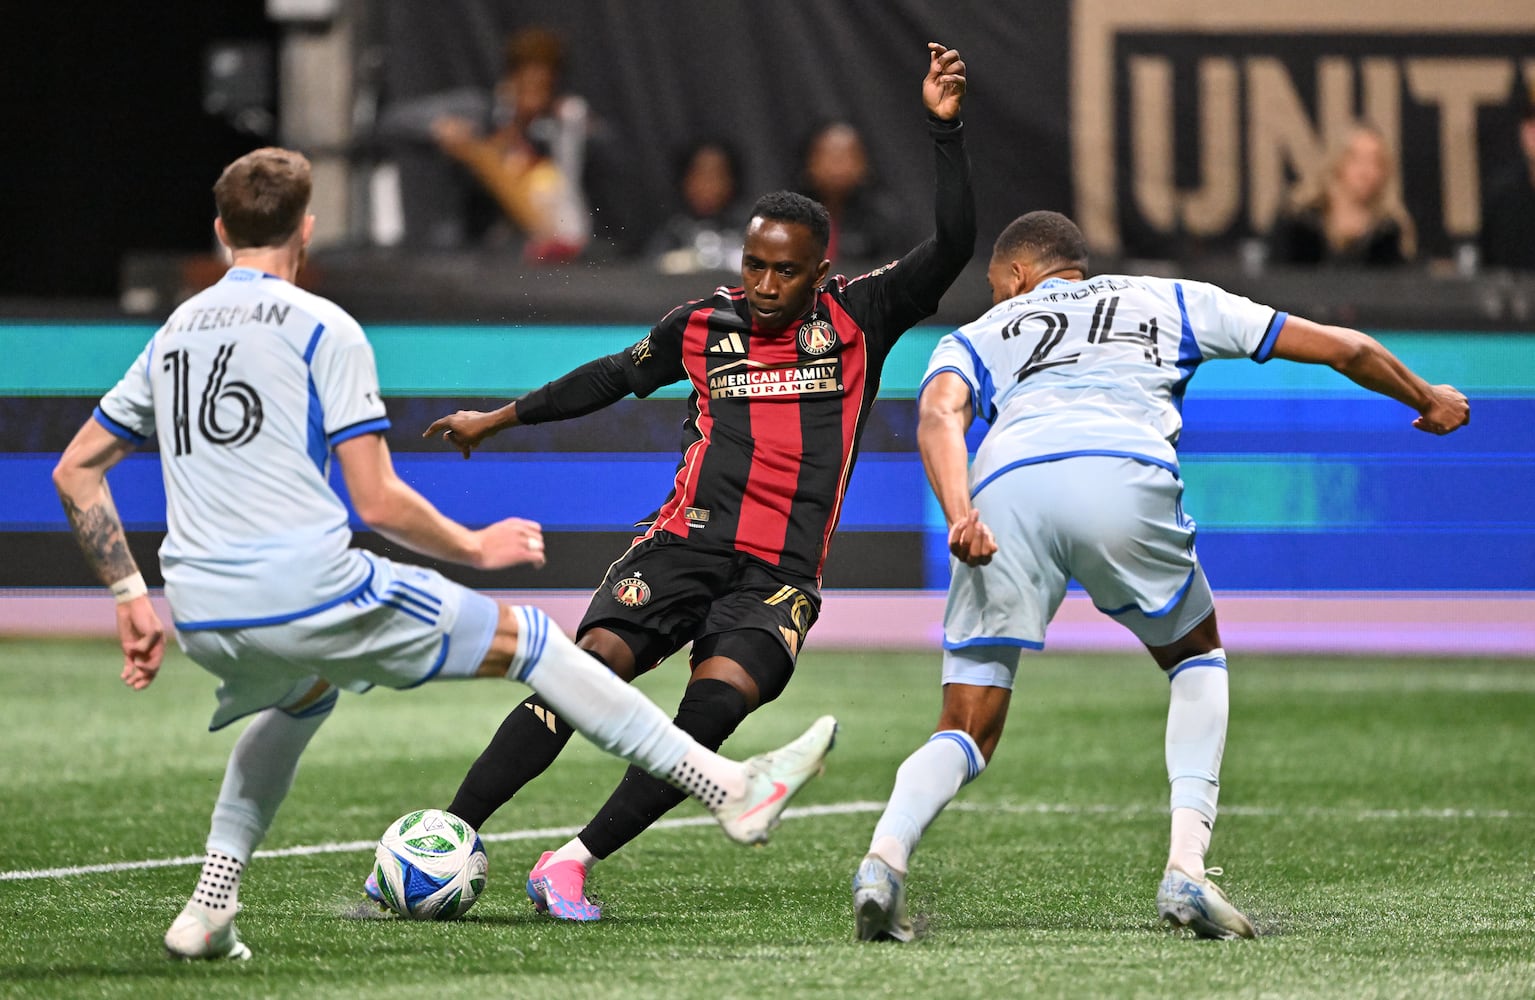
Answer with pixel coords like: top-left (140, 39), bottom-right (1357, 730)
top-left (749, 190), bottom-right (831, 255)
top-left (992, 210), bottom-right (1089, 272)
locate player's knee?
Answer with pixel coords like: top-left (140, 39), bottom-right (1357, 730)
top-left (672, 678), bottom-right (750, 751)
top-left (474, 603), bottom-right (523, 677)
top-left (691, 629), bottom-right (795, 708)
top-left (277, 681), bottom-right (336, 719)
top-left (927, 729), bottom-right (989, 783)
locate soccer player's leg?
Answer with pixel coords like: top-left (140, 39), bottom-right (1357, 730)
top-left (857, 471), bottom-right (1052, 942)
top-left (857, 673), bottom-right (1008, 943)
top-left (446, 627), bottom-right (643, 831)
top-left (164, 650), bottom-right (337, 960)
top-left (447, 535), bottom-right (700, 831)
top-left (1139, 599), bottom-right (1253, 940)
top-left (480, 603), bottom-right (834, 847)
top-left (531, 572), bottom-right (813, 917)
top-left (1072, 459), bottom-right (1254, 939)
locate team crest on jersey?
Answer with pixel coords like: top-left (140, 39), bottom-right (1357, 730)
top-left (797, 319), bottom-right (838, 356)
top-left (613, 576), bottom-right (652, 607)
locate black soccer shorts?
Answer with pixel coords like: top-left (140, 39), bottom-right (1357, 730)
top-left (576, 530), bottom-right (821, 696)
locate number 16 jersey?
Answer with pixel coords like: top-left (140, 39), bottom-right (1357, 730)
top-left (94, 266), bottom-right (389, 629)
top-left (922, 274), bottom-right (1287, 492)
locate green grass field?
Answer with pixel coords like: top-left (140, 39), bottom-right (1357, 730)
top-left (1, 638), bottom-right (1531, 999)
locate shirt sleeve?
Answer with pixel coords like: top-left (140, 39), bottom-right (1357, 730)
top-left (309, 318), bottom-right (390, 447)
top-left (620, 302), bottom-right (690, 398)
top-left (920, 331), bottom-right (992, 422)
top-left (1177, 280), bottom-right (1288, 364)
top-left (94, 336), bottom-right (158, 444)
top-left (840, 116), bottom-right (976, 352)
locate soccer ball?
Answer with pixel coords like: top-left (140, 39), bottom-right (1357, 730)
top-left (373, 809), bottom-right (488, 920)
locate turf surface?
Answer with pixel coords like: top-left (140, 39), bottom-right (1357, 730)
top-left (1, 638), bottom-right (1531, 998)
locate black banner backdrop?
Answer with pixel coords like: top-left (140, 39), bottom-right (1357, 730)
top-left (371, 0), bottom-right (1073, 259)
top-left (375, 0), bottom-right (1533, 262)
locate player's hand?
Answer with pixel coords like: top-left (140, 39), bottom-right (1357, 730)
top-left (474, 517), bottom-right (546, 570)
top-left (116, 596), bottom-right (165, 690)
top-left (948, 508), bottom-right (997, 566)
top-left (1413, 385), bottom-right (1469, 435)
top-left (923, 42), bottom-right (967, 120)
top-left (424, 410), bottom-right (500, 459)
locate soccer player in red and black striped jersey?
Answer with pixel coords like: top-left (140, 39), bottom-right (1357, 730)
top-left (408, 43), bottom-right (974, 920)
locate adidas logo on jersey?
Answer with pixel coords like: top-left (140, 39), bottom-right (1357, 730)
top-left (709, 333), bottom-right (747, 355)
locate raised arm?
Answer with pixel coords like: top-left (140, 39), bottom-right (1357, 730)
top-left (917, 371), bottom-right (996, 566)
top-left (921, 42), bottom-right (976, 267)
top-left (847, 44), bottom-right (976, 332)
top-left (1269, 316), bottom-right (1469, 434)
top-left (336, 432), bottom-right (546, 569)
top-left (53, 419), bottom-right (165, 688)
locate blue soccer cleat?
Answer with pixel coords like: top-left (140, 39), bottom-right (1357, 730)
top-left (853, 853), bottom-right (915, 942)
top-left (1156, 866), bottom-right (1256, 939)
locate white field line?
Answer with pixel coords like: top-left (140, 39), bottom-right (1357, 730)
top-left (0, 798), bottom-right (1521, 882)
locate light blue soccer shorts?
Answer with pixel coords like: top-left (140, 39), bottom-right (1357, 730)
top-left (942, 455), bottom-right (1214, 690)
top-left (176, 552), bottom-right (501, 731)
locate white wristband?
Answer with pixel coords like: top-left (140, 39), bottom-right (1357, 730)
top-left (110, 572), bottom-right (148, 604)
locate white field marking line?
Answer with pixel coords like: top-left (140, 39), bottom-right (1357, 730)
top-left (0, 801), bottom-right (887, 882)
top-left (1, 797), bottom-right (1522, 882)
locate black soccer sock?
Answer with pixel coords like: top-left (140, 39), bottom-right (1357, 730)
top-left (579, 678), bottom-right (750, 860)
top-left (446, 694), bottom-right (577, 829)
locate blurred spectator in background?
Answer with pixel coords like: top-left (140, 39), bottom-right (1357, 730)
top-left (1478, 82), bottom-right (1535, 272)
top-left (1268, 122), bottom-right (1416, 268)
top-left (379, 27), bottom-right (595, 260)
top-left (646, 138), bottom-right (749, 274)
top-left (797, 121), bottom-right (905, 264)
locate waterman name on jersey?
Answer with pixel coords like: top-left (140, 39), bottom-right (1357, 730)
top-left (94, 267), bottom-right (390, 628)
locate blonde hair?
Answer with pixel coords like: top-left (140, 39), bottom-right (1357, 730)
top-left (1286, 122), bottom-right (1416, 259)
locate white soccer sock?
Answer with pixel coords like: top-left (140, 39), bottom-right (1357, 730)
top-left (510, 606), bottom-right (746, 807)
top-left (198, 696), bottom-right (333, 911)
top-left (1168, 808), bottom-right (1213, 879)
top-left (549, 837), bottom-right (598, 869)
top-left (1165, 649), bottom-right (1228, 876)
top-left (190, 850), bottom-right (244, 914)
top-left (868, 730), bottom-right (986, 874)
top-left (206, 700), bottom-right (333, 864)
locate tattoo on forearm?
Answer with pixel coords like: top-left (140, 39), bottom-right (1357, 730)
top-left (60, 486), bottom-right (138, 584)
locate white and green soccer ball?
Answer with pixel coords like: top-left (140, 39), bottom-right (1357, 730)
top-left (373, 809), bottom-right (488, 920)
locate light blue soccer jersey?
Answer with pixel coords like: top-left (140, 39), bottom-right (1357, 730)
top-left (922, 274), bottom-right (1287, 491)
top-left (94, 266), bottom-right (390, 629)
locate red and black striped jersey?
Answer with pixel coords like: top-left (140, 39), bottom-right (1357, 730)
top-left (517, 117), bottom-right (973, 581)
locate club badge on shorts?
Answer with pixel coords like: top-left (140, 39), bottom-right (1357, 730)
top-left (797, 319), bottom-right (838, 356)
top-left (613, 576), bottom-right (651, 607)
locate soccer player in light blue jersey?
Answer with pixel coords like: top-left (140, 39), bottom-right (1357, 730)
top-left (51, 147), bottom-right (835, 961)
top-left (852, 210), bottom-right (1468, 942)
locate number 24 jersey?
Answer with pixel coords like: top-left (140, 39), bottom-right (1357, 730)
top-left (922, 274), bottom-right (1288, 490)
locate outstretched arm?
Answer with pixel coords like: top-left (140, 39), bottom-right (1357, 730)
top-left (1269, 316), bottom-right (1469, 434)
top-left (337, 432), bottom-right (547, 570)
top-left (424, 351), bottom-right (634, 458)
top-left (53, 419), bottom-right (165, 688)
top-left (917, 371), bottom-right (996, 566)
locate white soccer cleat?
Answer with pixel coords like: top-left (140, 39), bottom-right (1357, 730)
top-left (853, 853), bottom-right (915, 942)
top-left (714, 715), bottom-right (837, 845)
top-left (1156, 866), bottom-right (1255, 940)
top-left (164, 901), bottom-right (252, 961)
